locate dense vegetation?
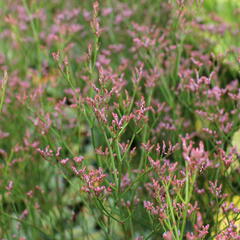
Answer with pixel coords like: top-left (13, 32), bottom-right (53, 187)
top-left (0, 0), bottom-right (240, 239)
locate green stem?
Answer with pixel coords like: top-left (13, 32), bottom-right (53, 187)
top-left (0, 71), bottom-right (8, 113)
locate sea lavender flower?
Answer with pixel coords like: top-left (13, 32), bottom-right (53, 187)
top-left (182, 138), bottom-right (211, 173)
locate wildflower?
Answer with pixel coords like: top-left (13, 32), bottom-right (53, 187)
top-left (60, 158), bottom-right (69, 165)
top-left (36, 145), bottom-right (53, 158)
top-left (208, 180), bottom-right (227, 199)
top-left (182, 138), bottom-right (211, 173)
top-left (6, 181), bottom-right (13, 192)
top-left (73, 156), bottom-right (84, 163)
top-left (163, 231), bottom-right (173, 240)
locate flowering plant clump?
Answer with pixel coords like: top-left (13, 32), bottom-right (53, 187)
top-left (0, 0), bottom-right (240, 239)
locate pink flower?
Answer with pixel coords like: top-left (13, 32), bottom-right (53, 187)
top-left (163, 231), bottom-right (173, 240)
